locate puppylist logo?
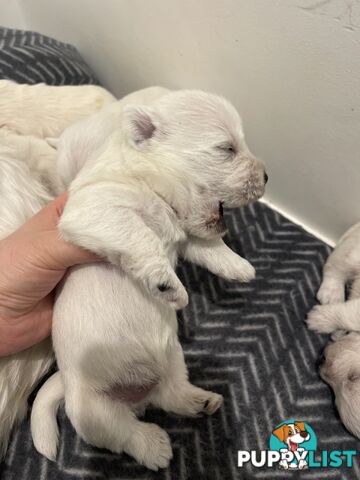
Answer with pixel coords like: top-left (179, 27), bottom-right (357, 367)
top-left (238, 420), bottom-right (357, 471)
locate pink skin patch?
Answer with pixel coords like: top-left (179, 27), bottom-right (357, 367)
top-left (104, 382), bottom-right (156, 403)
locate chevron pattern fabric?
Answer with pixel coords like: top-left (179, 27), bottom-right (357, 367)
top-left (1, 26), bottom-right (359, 480)
top-left (1, 201), bottom-right (359, 480)
top-left (0, 27), bottom-right (98, 85)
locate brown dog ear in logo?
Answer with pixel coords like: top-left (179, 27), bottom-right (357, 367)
top-left (272, 424), bottom-right (289, 443)
top-left (294, 421), bottom-right (306, 432)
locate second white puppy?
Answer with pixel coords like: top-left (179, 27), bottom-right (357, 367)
top-left (318, 332), bottom-right (360, 439)
top-left (307, 223), bottom-right (360, 439)
top-left (31, 88), bottom-right (267, 470)
top-left (307, 222), bottom-right (360, 334)
top-left (0, 80), bottom-right (115, 138)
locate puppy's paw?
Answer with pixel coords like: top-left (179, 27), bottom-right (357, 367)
top-left (125, 423), bottom-right (173, 471)
top-left (306, 305), bottom-right (339, 334)
top-left (317, 281), bottom-right (345, 305)
top-left (316, 276), bottom-right (345, 305)
top-left (220, 258), bottom-right (256, 283)
top-left (167, 386), bottom-right (223, 417)
top-left (202, 392), bottom-right (224, 415)
top-left (148, 268), bottom-right (188, 310)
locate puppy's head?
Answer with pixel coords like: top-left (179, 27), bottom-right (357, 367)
top-left (320, 333), bottom-right (360, 438)
top-left (121, 90), bottom-right (267, 236)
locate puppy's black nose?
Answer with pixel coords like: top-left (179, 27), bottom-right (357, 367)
top-left (300, 431), bottom-right (309, 438)
top-left (264, 172), bottom-right (269, 184)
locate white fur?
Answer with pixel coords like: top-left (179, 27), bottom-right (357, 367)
top-left (307, 222), bottom-right (360, 334)
top-left (317, 222), bottom-right (360, 305)
top-left (307, 222), bottom-right (360, 439)
top-left (0, 80), bottom-right (115, 138)
top-left (0, 135), bottom-right (55, 458)
top-left (319, 332), bottom-right (360, 439)
top-left (31, 88), bottom-right (267, 470)
top-left (0, 82), bottom-right (116, 459)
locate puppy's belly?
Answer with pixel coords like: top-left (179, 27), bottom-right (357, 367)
top-left (104, 381), bottom-right (157, 403)
top-left (53, 262), bottom-right (177, 387)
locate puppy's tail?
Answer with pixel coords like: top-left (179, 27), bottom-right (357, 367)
top-left (0, 339), bottom-right (54, 459)
top-left (31, 371), bottom-right (64, 461)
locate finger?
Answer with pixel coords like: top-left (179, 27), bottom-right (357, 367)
top-left (48, 193), bottom-right (102, 267)
top-left (16, 193), bottom-right (102, 270)
top-left (50, 233), bottom-right (102, 268)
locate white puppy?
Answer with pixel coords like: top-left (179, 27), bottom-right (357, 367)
top-left (307, 223), bottom-right (360, 334)
top-left (0, 80), bottom-right (115, 138)
top-left (0, 129), bottom-right (57, 191)
top-left (318, 332), bottom-right (360, 439)
top-left (307, 223), bottom-right (360, 439)
top-left (0, 134), bottom-right (55, 458)
top-left (0, 82), bottom-right (116, 459)
top-left (31, 89), bottom-right (267, 470)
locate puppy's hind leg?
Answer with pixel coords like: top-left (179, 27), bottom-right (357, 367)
top-left (150, 340), bottom-right (223, 417)
top-left (65, 380), bottom-right (172, 471)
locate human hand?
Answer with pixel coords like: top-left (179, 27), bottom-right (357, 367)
top-left (0, 193), bottom-right (99, 356)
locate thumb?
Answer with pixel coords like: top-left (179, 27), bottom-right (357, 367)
top-left (26, 193), bottom-right (101, 270)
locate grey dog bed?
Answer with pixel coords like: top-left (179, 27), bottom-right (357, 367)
top-left (1, 27), bottom-right (359, 480)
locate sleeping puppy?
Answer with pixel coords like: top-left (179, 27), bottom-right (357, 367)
top-left (307, 222), bottom-right (360, 334)
top-left (0, 80), bottom-right (115, 138)
top-left (31, 89), bottom-right (267, 470)
top-left (307, 223), bottom-right (360, 439)
top-left (0, 82), bottom-right (116, 459)
top-left (318, 332), bottom-right (360, 439)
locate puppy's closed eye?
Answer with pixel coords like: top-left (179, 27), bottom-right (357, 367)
top-left (216, 143), bottom-right (237, 157)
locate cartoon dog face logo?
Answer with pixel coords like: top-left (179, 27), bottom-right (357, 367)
top-left (272, 421), bottom-right (310, 452)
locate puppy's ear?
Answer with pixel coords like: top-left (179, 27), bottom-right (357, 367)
top-left (122, 105), bottom-right (159, 148)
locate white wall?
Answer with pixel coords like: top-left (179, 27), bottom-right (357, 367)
top-left (0, 0), bottom-right (26, 29)
top-left (7, 1), bottom-right (360, 243)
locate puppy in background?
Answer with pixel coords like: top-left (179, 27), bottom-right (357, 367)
top-left (31, 89), bottom-right (267, 469)
top-left (0, 129), bottom-right (57, 192)
top-left (0, 82), bottom-right (116, 459)
top-left (318, 333), bottom-right (360, 439)
top-left (307, 222), bottom-right (360, 334)
top-left (0, 80), bottom-right (115, 138)
top-left (307, 223), bottom-right (360, 439)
